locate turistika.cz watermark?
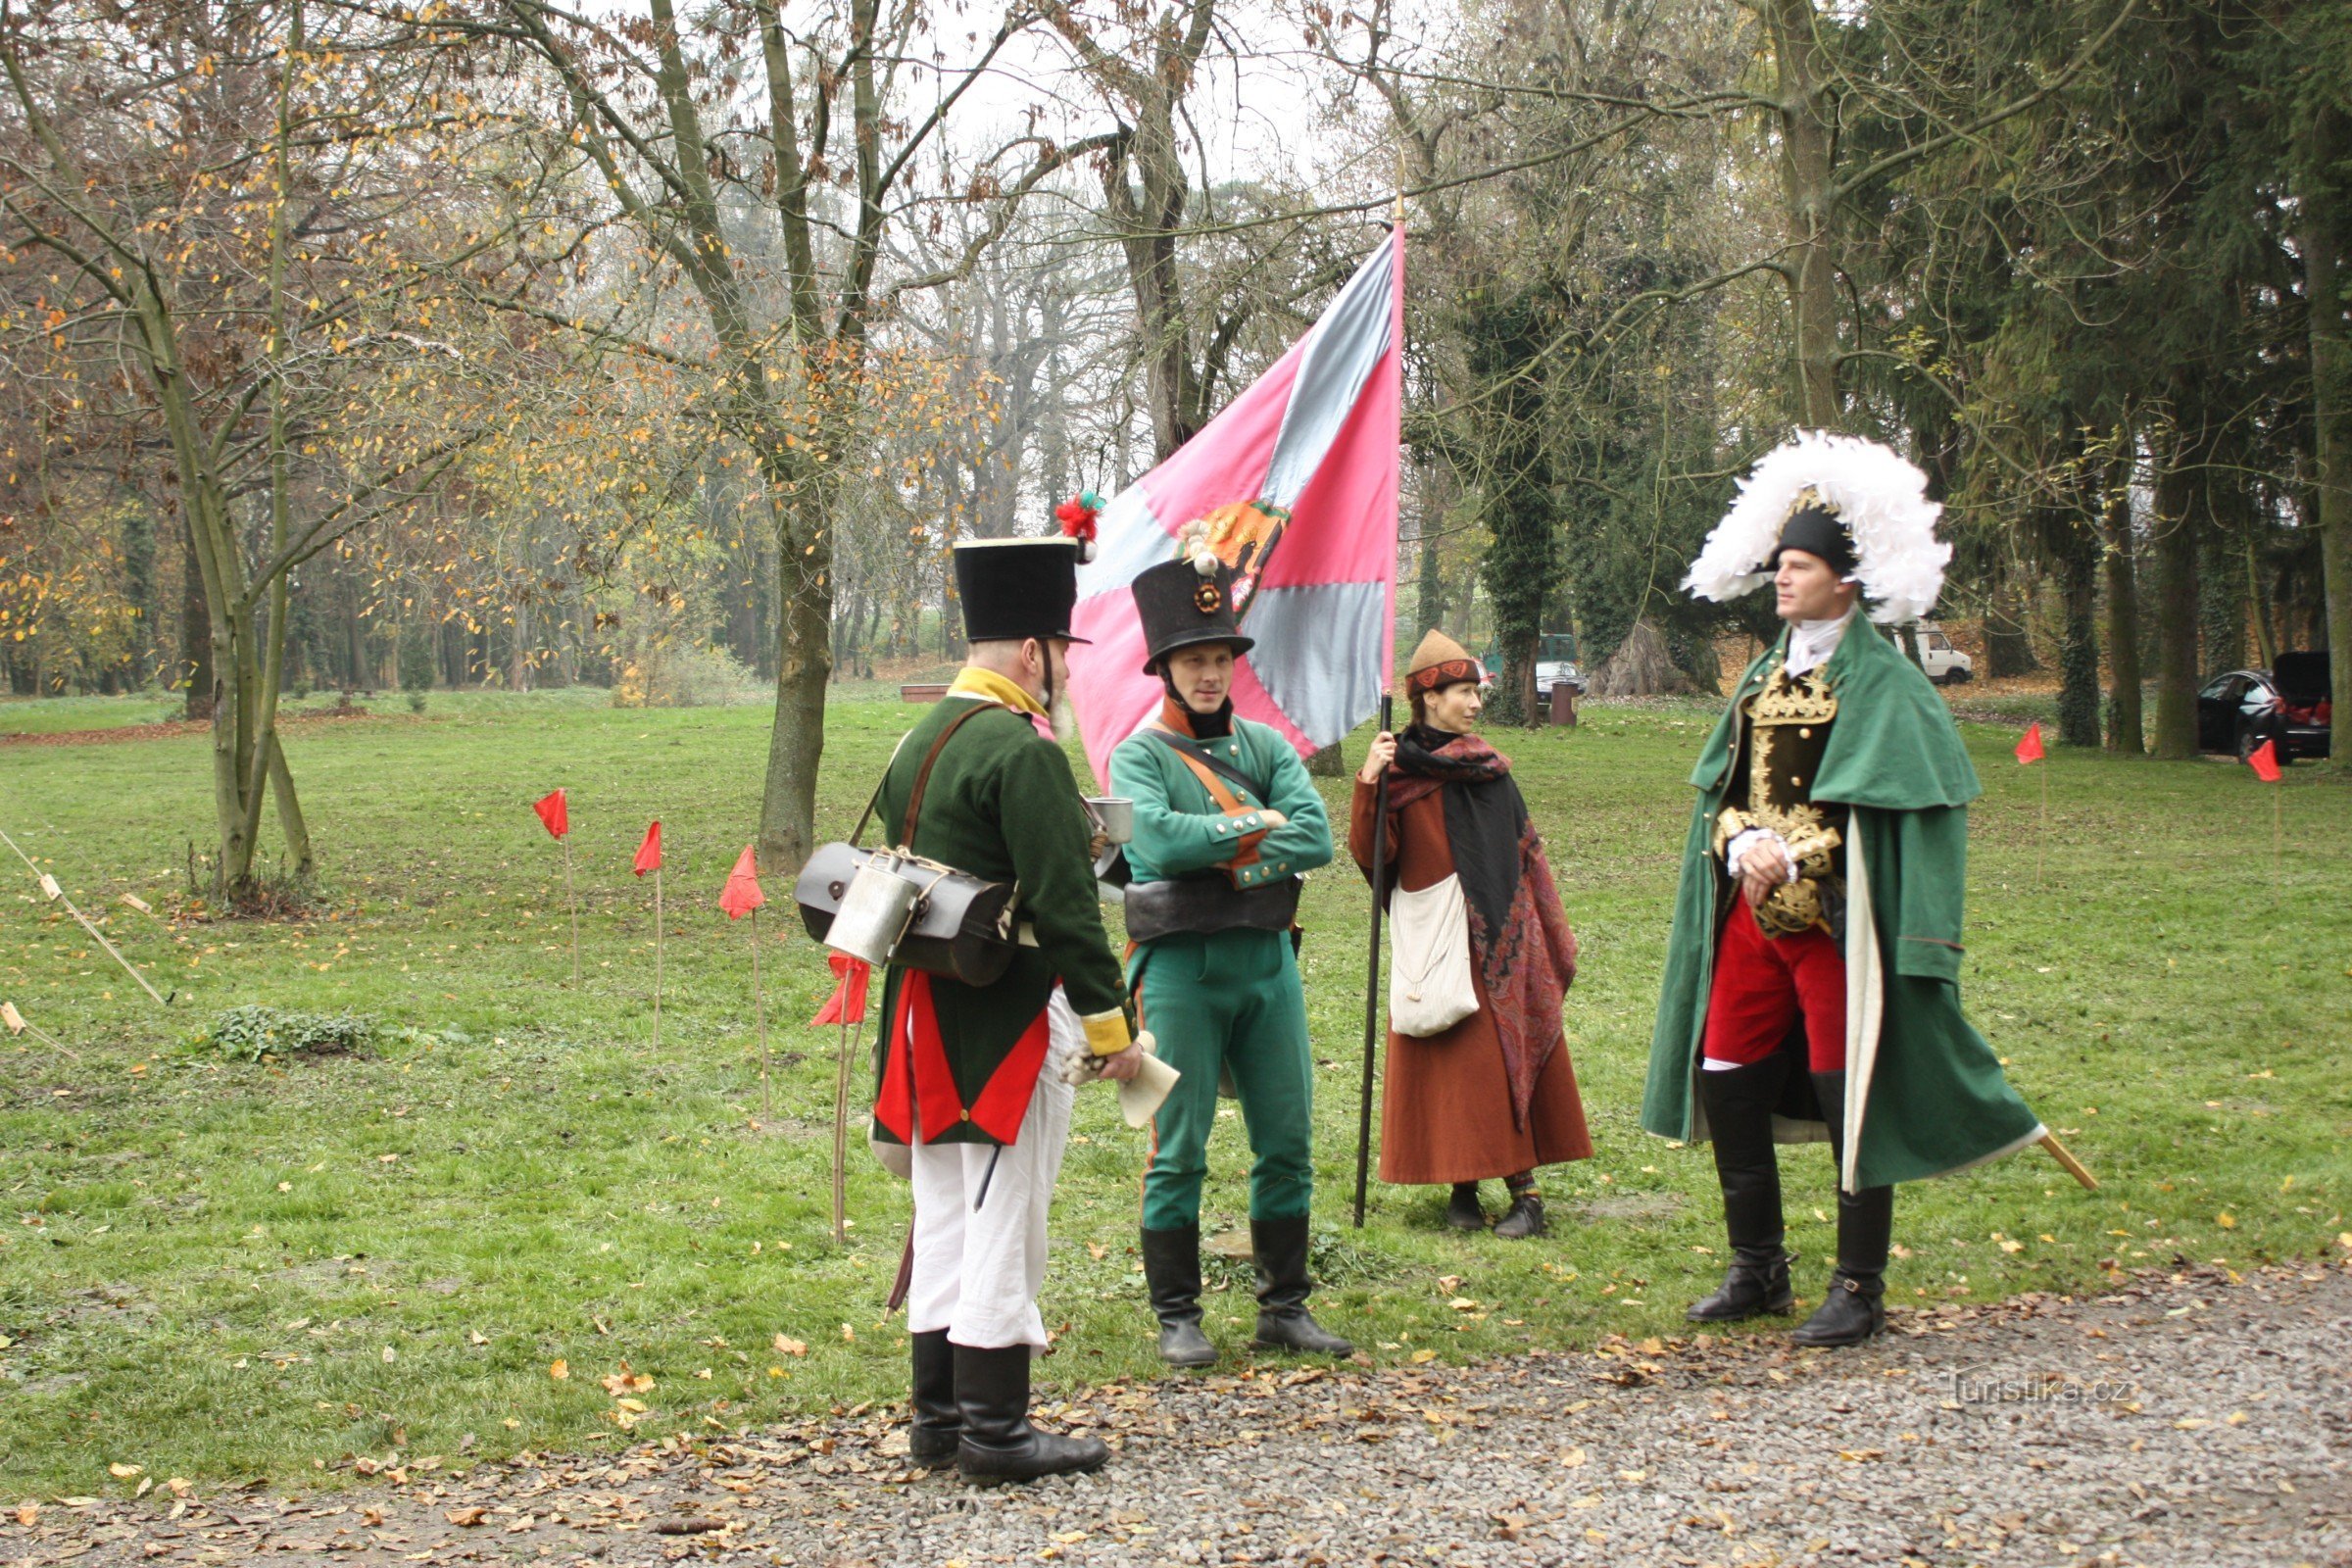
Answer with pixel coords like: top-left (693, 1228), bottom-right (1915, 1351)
top-left (1947, 1369), bottom-right (2137, 1405)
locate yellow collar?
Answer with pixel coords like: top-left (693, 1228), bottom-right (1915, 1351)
top-left (948, 665), bottom-right (1047, 716)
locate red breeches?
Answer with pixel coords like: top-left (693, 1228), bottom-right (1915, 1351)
top-left (1702, 903), bottom-right (1847, 1073)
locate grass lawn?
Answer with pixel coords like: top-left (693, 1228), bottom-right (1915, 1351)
top-left (0, 684), bottom-right (2345, 1498)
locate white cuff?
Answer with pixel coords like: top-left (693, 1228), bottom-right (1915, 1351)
top-left (1725, 827), bottom-right (1795, 883)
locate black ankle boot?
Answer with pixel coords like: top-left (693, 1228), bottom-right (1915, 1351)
top-left (1492, 1184), bottom-right (1546, 1240)
top-left (1141, 1225), bottom-right (1216, 1368)
top-left (1446, 1182), bottom-right (1487, 1231)
top-left (953, 1343), bottom-right (1108, 1485)
top-left (1792, 1071), bottom-right (1893, 1348)
top-left (1249, 1216), bottom-right (1353, 1355)
top-left (1688, 1056), bottom-right (1796, 1322)
top-left (907, 1329), bottom-right (958, 1469)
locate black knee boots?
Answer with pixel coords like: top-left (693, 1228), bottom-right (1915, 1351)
top-left (1249, 1216), bottom-right (1354, 1355)
top-left (1688, 1056), bottom-right (1797, 1321)
top-left (907, 1330), bottom-right (959, 1469)
top-left (1141, 1224), bottom-right (1217, 1368)
top-left (1791, 1069), bottom-right (1894, 1348)
top-left (953, 1342), bottom-right (1109, 1484)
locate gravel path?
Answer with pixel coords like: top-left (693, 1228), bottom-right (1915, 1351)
top-left (9, 1261), bottom-right (2346, 1568)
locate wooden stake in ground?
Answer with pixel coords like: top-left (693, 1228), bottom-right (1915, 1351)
top-left (2038, 1131), bottom-right (2097, 1190)
top-left (717, 846), bottom-right (771, 1116)
top-left (0, 826), bottom-right (171, 1006)
top-left (634, 821), bottom-right (664, 1047)
top-left (2, 1000), bottom-right (77, 1059)
top-left (809, 955), bottom-right (873, 1247)
top-left (531, 789), bottom-right (579, 985)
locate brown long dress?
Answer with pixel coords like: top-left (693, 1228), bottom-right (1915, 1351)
top-left (1348, 776), bottom-right (1593, 1184)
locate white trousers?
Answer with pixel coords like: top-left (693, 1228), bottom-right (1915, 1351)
top-left (906, 990), bottom-right (1079, 1350)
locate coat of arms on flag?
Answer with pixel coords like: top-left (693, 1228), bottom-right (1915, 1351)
top-left (1068, 225), bottom-right (1406, 785)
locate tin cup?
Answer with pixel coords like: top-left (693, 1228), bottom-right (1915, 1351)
top-left (1084, 796), bottom-right (1135, 845)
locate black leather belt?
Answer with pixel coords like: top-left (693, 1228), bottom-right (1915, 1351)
top-left (1123, 875), bottom-right (1300, 944)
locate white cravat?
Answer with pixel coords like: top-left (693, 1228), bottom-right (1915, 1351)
top-left (1783, 609), bottom-right (1855, 678)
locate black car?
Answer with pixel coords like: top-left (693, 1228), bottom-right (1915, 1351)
top-left (2196, 652), bottom-right (2332, 763)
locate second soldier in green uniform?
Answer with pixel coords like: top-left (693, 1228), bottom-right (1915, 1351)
top-left (1107, 551), bottom-right (1353, 1368)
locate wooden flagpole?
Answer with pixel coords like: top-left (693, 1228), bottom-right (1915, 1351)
top-left (751, 905), bottom-right (772, 1116)
top-left (652, 861), bottom-right (663, 1050)
top-left (562, 835), bottom-right (580, 986)
top-left (2037, 760), bottom-right (2049, 888)
top-left (1352, 695), bottom-right (1395, 1229)
top-left (832, 1012), bottom-right (854, 1245)
top-left (4, 1000), bottom-right (77, 1060)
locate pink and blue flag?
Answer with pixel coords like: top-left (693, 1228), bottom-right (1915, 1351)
top-left (1069, 225), bottom-right (1405, 785)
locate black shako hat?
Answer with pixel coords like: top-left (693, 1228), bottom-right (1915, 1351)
top-left (954, 538), bottom-right (1090, 645)
top-left (1772, 488), bottom-right (1859, 578)
top-left (1131, 556), bottom-right (1254, 674)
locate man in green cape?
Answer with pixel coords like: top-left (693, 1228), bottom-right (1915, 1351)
top-left (1642, 430), bottom-right (2046, 1348)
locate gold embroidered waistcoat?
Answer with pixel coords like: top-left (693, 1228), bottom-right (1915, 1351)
top-left (1713, 663), bottom-right (1846, 937)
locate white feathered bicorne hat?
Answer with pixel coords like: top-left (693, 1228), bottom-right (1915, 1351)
top-left (1683, 429), bottom-right (1949, 625)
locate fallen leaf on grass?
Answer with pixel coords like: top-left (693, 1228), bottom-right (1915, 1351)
top-left (549, 1359), bottom-right (569, 1380)
top-left (108, 1464), bottom-right (140, 1479)
top-left (600, 1363), bottom-right (655, 1396)
top-left (773, 1334), bottom-right (806, 1356)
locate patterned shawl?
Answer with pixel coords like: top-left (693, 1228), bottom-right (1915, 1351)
top-left (1388, 726), bottom-right (1578, 1128)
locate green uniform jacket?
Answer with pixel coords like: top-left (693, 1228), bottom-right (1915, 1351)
top-left (1109, 717), bottom-right (1333, 992)
top-left (1641, 619), bottom-right (2044, 1189)
top-left (869, 698), bottom-right (1127, 1148)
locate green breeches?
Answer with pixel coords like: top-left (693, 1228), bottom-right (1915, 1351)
top-left (1132, 926), bottom-right (1315, 1231)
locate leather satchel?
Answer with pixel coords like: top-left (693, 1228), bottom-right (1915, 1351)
top-left (793, 702), bottom-right (1021, 987)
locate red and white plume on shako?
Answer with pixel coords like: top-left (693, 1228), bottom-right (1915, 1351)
top-left (1683, 429), bottom-right (1950, 625)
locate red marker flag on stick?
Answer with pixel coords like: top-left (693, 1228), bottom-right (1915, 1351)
top-left (537, 790), bottom-right (580, 983)
top-left (719, 843), bottom-right (775, 1113)
top-left (810, 953), bottom-right (870, 1027)
top-left (718, 844), bottom-right (764, 919)
top-left (2247, 737), bottom-right (2282, 783)
top-left (635, 822), bottom-right (665, 1048)
top-left (2014, 722), bottom-right (2043, 764)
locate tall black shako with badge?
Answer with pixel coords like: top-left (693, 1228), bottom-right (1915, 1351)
top-left (1108, 544), bottom-right (1351, 1368)
top-left (870, 535), bottom-right (1135, 1485)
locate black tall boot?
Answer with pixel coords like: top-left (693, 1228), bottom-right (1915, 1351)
top-left (907, 1330), bottom-right (958, 1470)
top-left (1141, 1225), bottom-right (1216, 1368)
top-left (1248, 1216), bottom-right (1354, 1355)
top-left (1687, 1055), bottom-right (1796, 1322)
top-left (953, 1343), bottom-right (1108, 1485)
top-left (1792, 1069), bottom-right (1894, 1348)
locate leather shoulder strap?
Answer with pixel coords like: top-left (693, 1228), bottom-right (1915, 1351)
top-left (897, 701), bottom-right (1008, 850)
top-left (1146, 727), bottom-right (1267, 802)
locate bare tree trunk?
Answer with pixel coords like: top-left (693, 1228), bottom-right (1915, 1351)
top-left (2101, 461), bottom-right (2144, 754)
top-left (1766, 0), bottom-right (1844, 430)
top-left (2305, 103), bottom-right (2352, 771)
top-left (2150, 416), bottom-right (2203, 760)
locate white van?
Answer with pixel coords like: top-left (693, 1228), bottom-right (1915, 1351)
top-left (1911, 621), bottom-right (1974, 685)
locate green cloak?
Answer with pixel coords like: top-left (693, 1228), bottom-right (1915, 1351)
top-left (1640, 618), bottom-right (2044, 1190)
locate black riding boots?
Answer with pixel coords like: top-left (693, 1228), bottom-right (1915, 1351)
top-left (1687, 1056), bottom-right (1797, 1322)
top-left (1141, 1224), bottom-right (1218, 1368)
top-left (1249, 1216), bottom-right (1354, 1355)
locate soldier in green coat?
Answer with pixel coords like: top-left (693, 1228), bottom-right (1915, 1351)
top-left (1643, 432), bottom-right (2046, 1348)
top-left (1106, 552), bottom-right (1353, 1368)
top-left (869, 537), bottom-right (1144, 1483)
